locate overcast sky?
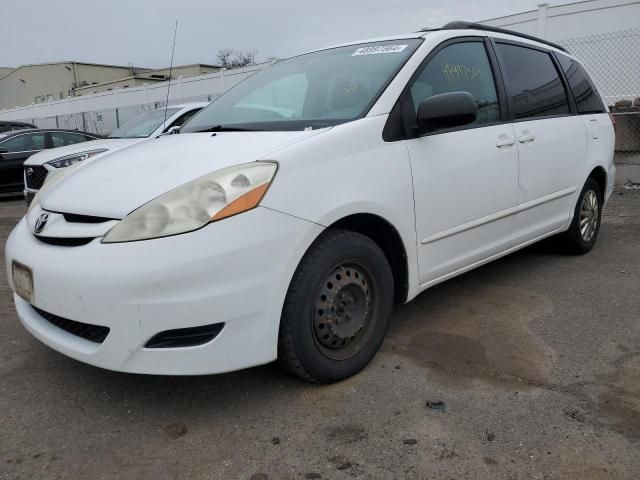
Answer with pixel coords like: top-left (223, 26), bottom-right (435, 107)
top-left (1, 0), bottom-right (559, 68)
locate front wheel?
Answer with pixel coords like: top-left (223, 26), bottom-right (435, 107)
top-left (278, 230), bottom-right (394, 383)
top-left (560, 177), bottom-right (602, 254)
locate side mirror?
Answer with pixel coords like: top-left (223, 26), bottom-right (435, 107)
top-left (417, 91), bottom-right (478, 133)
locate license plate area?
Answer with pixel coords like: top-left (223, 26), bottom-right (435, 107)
top-left (12, 261), bottom-right (33, 303)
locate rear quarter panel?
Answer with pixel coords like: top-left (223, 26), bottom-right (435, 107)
top-left (581, 113), bottom-right (616, 204)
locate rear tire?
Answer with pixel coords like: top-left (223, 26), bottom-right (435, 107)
top-left (559, 177), bottom-right (602, 254)
top-left (278, 229), bottom-right (394, 383)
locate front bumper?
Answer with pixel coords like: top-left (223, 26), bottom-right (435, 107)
top-left (5, 207), bottom-right (322, 375)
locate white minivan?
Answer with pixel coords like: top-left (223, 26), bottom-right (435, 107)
top-left (6, 23), bottom-right (615, 383)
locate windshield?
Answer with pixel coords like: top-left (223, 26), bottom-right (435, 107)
top-left (182, 40), bottom-right (422, 133)
top-left (110, 108), bottom-right (181, 138)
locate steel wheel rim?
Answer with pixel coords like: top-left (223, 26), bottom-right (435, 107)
top-left (579, 190), bottom-right (599, 242)
top-left (312, 262), bottom-right (375, 361)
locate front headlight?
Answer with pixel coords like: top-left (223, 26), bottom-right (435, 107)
top-left (46, 149), bottom-right (108, 169)
top-left (103, 162), bottom-right (277, 243)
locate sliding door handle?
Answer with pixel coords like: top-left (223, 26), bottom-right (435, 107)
top-left (496, 138), bottom-right (516, 148)
top-left (518, 133), bottom-right (535, 143)
top-left (589, 118), bottom-right (600, 139)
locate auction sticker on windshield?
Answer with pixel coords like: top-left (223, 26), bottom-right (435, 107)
top-left (12, 261), bottom-right (33, 303)
top-left (352, 45), bottom-right (408, 56)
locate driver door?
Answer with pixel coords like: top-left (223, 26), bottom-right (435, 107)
top-left (404, 38), bottom-right (518, 285)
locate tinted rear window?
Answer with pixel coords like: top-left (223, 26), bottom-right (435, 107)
top-left (556, 54), bottom-right (605, 114)
top-left (496, 43), bottom-right (570, 120)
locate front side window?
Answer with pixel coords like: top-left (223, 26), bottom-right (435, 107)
top-left (51, 134), bottom-right (65, 148)
top-left (496, 43), bottom-right (570, 119)
top-left (0, 133), bottom-right (46, 152)
top-left (556, 54), bottom-right (605, 114)
top-left (110, 108), bottom-right (181, 138)
top-left (182, 40), bottom-right (423, 132)
top-left (409, 41), bottom-right (500, 126)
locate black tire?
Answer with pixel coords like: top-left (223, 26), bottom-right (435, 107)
top-left (559, 177), bottom-right (602, 254)
top-left (278, 229), bottom-right (394, 383)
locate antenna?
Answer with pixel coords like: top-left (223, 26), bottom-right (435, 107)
top-left (163, 20), bottom-right (178, 130)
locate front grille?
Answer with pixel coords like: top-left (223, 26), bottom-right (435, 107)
top-left (62, 212), bottom-right (114, 224)
top-left (35, 236), bottom-right (94, 247)
top-left (33, 306), bottom-right (110, 343)
top-left (145, 323), bottom-right (225, 348)
top-left (25, 166), bottom-right (48, 189)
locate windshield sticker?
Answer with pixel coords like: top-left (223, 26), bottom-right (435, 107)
top-left (352, 45), bottom-right (408, 56)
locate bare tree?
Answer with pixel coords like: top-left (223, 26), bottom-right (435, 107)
top-left (216, 49), bottom-right (234, 68)
top-left (217, 49), bottom-right (258, 69)
top-left (234, 51), bottom-right (257, 68)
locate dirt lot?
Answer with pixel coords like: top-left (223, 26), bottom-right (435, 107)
top-left (1, 190), bottom-right (639, 480)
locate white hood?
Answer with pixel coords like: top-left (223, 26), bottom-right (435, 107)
top-left (24, 138), bottom-right (141, 167)
top-left (39, 130), bottom-right (327, 218)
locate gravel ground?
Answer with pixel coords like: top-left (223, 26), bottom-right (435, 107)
top-left (1, 190), bottom-right (639, 480)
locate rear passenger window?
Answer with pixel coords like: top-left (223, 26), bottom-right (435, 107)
top-left (410, 42), bottom-right (500, 126)
top-left (556, 54), bottom-right (605, 114)
top-left (496, 43), bottom-right (570, 119)
top-left (50, 131), bottom-right (90, 147)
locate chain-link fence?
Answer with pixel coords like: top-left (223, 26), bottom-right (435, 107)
top-left (21, 94), bottom-right (220, 137)
top-left (558, 29), bottom-right (640, 154)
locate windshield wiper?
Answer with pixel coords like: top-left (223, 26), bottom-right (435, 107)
top-left (191, 125), bottom-right (262, 133)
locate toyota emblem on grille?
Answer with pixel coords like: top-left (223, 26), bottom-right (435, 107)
top-left (26, 167), bottom-right (33, 176)
top-left (34, 212), bottom-right (49, 234)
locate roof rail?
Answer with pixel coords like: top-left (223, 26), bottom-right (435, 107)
top-left (427, 21), bottom-right (568, 53)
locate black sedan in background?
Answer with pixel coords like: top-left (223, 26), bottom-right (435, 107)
top-left (0, 128), bottom-right (101, 196)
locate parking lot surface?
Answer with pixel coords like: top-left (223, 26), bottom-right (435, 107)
top-left (1, 190), bottom-right (639, 480)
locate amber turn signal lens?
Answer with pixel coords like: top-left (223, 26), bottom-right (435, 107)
top-left (211, 183), bottom-right (270, 221)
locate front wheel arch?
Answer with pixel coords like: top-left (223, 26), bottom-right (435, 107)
top-left (328, 213), bottom-right (409, 305)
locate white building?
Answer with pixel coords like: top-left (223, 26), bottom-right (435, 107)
top-left (0, 62), bottom-right (222, 111)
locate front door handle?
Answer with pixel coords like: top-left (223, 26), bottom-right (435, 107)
top-left (496, 137), bottom-right (516, 148)
top-left (518, 133), bottom-right (535, 143)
